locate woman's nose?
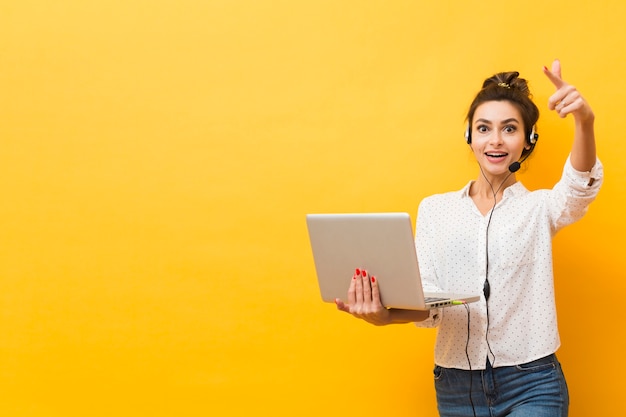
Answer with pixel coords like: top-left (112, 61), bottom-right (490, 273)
top-left (489, 130), bottom-right (503, 145)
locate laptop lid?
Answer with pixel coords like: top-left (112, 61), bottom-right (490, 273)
top-left (306, 212), bottom-right (479, 310)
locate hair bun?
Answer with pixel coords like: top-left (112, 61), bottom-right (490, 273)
top-left (482, 71), bottom-right (531, 96)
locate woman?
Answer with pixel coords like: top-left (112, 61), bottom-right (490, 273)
top-left (335, 60), bottom-right (602, 417)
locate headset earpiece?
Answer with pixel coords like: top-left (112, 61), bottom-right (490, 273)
top-left (528, 126), bottom-right (539, 145)
top-left (465, 124), bottom-right (471, 144)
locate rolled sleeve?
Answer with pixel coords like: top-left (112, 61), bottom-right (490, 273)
top-left (564, 155), bottom-right (603, 193)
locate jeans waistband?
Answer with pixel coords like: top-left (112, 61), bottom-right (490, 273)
top-left (487, 353), bottom-right (557, 369)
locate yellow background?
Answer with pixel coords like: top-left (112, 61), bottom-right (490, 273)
top-left (2, 1), bottom-right (625, 416)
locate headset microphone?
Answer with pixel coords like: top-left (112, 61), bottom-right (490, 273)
top-left (508, 143), bottom-right (535, 173)
top-left (508, 161), bottom-right (521, 173)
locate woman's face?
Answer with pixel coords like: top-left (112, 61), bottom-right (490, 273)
top-left (469, 100), bottom-right (530, 176)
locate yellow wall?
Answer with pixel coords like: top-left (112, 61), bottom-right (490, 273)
top-left (2, 1), bottom-right (625, 416)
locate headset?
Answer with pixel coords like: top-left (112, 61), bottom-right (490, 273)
top-left (465, 124), bottom-right (539, 146)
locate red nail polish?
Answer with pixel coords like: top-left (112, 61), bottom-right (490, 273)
top-left (355, 268), bottom-right (360, 275)
top-left (371, 276), bottom-right (376, 283)
top-left (361, 269), bottom-right (367, 277)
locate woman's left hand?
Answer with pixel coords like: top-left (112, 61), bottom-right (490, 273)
top-left (335, 268), bottom-right (392, 326)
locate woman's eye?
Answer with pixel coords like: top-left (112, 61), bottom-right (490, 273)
top-left (504, 125), bottom-right (517, 133)
top-left (477, 125), bottom-right (488, 133)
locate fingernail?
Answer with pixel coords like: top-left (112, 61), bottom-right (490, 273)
top-left (355, 268), bottom-right (360, 275)
top-left (543, 66), bottom-right (548, 71)
top-left (361, 269), bottom-right (367, 277)
top-left (371, 276), bottom-right (376, 283)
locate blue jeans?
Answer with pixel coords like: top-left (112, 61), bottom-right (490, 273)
top-left (434, 354), bottom-right (569, 417)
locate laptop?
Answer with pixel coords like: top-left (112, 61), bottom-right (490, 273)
top-left (306, 212), bottom-right (480, 310)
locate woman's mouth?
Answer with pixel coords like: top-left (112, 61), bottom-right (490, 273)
top-left (485, 152), bottom-right (508, 159)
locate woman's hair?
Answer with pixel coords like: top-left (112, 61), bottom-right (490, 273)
top-left (466, 71), bottom-right (540, 159)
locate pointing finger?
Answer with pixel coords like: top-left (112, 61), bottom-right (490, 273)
top-left (543, 59), bottom-right (565, 89)
top-left (551, 59), bottom-right (562, 79)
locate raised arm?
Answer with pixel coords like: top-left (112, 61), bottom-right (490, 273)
top-left (543, 59), bottom-right (596, 171)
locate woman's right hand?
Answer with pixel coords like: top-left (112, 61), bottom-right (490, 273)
top-left (334, 268), bottom-right (392, 326)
